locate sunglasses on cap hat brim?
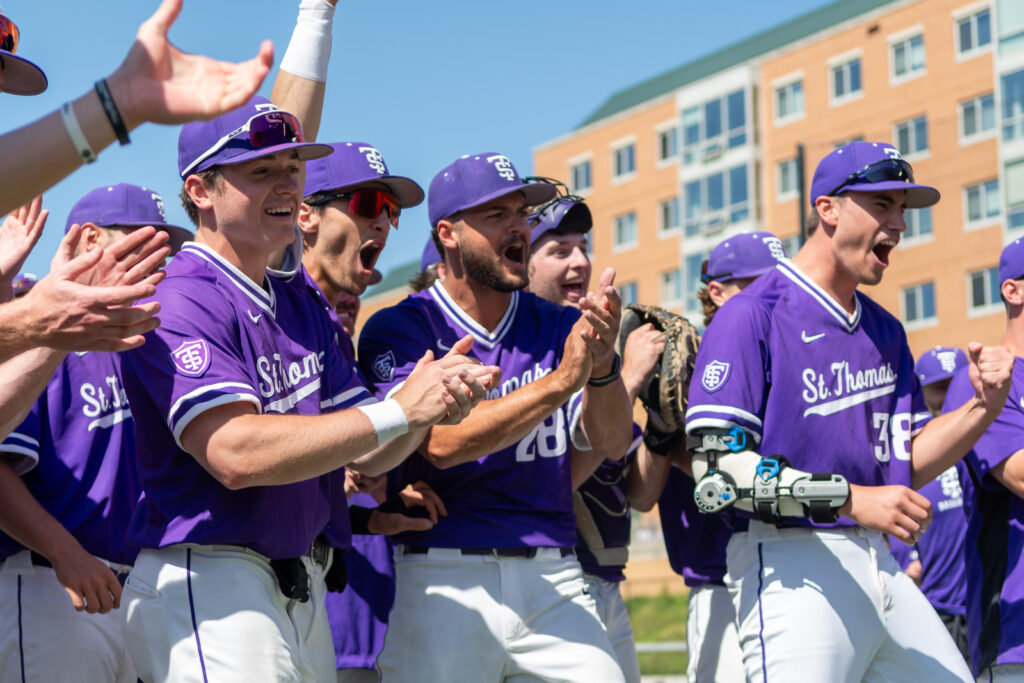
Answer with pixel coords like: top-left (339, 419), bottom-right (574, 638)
top-left (824, 158), bottom-right (939, 208)
top-left (182, 109), bottom-right (308, 176)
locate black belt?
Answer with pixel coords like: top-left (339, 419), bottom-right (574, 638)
top-left (30, 551), bottom-right (131, 586)
top-left (404, 546), bottom-right (573, 559)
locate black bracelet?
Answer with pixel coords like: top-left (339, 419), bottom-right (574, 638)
top-left (588, 353), bottom-right (622, 387)
top-left (94, 79), bottom-right (131, 146)
top-left (643, 421), bottom-right (682, 456)
top-left (348, 505), bottom-right (374, 535)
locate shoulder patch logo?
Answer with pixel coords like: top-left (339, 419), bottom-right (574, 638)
top-left (701, 360), bottom-right (731, 393)
top-left (171, 339), bottom-right (211, 377)
top-left (372, 350), bottom-right (396, 382)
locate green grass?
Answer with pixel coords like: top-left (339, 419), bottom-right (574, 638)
top-left (625, 590), bottom-right (688, 675)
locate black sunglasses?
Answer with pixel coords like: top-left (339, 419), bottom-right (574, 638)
top-left (826, 158), bottom-right (915, 197)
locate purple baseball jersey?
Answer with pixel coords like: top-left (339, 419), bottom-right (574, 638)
top-left (120, 244), bottom-right (374, 559)
top-left (685, 260), bottom-right (931, 528)
top-left (357, 283), bottom-right (584, 548)
top-left (888, 466), bottom-right (966, 616)
top-left (946, 361), bottom-right (1024, 676)
top-left (657, 467), bottom-right (734, 588)
top-left (0, 352), bottom-right (139, 565)
top-left (326, 491), bottom-right (395, 671)
top-left (574, 424), bottom-right (641, 583)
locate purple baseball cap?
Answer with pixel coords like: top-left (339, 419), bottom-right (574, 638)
top-left (11, 272), bottom-right (37, 297)
top-left (915, 347), bottom-right (967, 386)
top-left (304, 142), bottom-right (423, 207)
top-left (809, 141), bottom-right (939, 209)
top-left (528, 198), bottom-right (593, 246)
top-left (420, 237), bottom-right (441, 271)
top-left (428, 153), bottom-right (556, 227)
top-left (177, 96), bottom-right (332, 178)
top-left (1000, 238), bottom-right (1024, 284)
top-left (702, 232), bottom-right (787, 283)
top-left (0, 12), bottom-right (46, 96)
top-left (65, 183), bottom-right (193, 251)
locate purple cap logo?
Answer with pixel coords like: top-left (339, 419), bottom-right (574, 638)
top-left (360, 146), bottom-right (387, 174)
top-left (171, 339), bottom-right (211, 377)
top-left (487, 155), bottom-right (516, 181)
top-left (702, 360), bottom-right (731, 393)
top-left (372, 350), bottom-right (396, 382)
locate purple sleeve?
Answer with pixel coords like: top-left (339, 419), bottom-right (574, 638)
top-left (0, 395), bottom-right (43, 474)
top-left (685, 296), bottom-right (769, 444)
top-left (358, 305), bottom-right (434, 399)
top-left (125, 278), bottom-right (262, 448)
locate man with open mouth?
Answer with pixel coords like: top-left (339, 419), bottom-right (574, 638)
top-left (358, 153), bottom-right (635, 682)
top-left (685, 141), bottom-right (1013, 681)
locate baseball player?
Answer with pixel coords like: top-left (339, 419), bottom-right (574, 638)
top-left (523, 182), bottom-right (672, 683)
top-left (358, 153), bottom-right (633, 682)
top-left (657, 231), bottom-right (786, 683)
top-left (117, 97), bottom-right (495, 681)
top-left (296, 141), bottom-right (440, 682)
top-left (685, 141), bottom-right (1012, 681)
top-left (945, 239), bottom-right (1024, 680)
top-left (0, 184), bottom-right (185, 682)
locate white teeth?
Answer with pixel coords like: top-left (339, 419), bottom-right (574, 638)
top-left (265, 207), bottom-right (291, 215)
top-left (880, 239), bottom-right (897, 247)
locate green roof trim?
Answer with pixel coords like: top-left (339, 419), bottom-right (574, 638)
top-left (364, 259), bottom-right (418, 298)
top-left (577, 0), bottom-right (896, 129)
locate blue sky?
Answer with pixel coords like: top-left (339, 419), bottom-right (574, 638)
top-left (5, 0), bottom-right (833, 278)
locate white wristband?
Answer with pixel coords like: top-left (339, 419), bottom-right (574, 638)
top-left (60, 101), bottom-right (97, 164)
top-left (279, 0), bottom-right (336, 82)
top-left (358, 398), bottom-right (408, 447)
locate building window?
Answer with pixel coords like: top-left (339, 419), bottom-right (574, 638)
top-left (658, 197), bottom-right (680, 234)
top-left (613, 144), bottom-right (635, 180)
top-left (659, 269), bottom-right (683, 306)
top-left (680, 88), bottom-right (748, 165)
top-left (964, 179), bottom-right (1000, 225)
top-left (683, 164), bottom-right (750, 236)
top-left (968, 266), bottom-right (1001, 311)
top-left (657, 127), bottom-right (678, 162)
top-left (904, 207), bottom-right (933, 241)
top-left (831, 57), bottom-right (862, 102)
top-left (901, 282), bottom-right (936, 325)
top-left (777, 158), bottom-right (798, 200)
top-left (570, 159), bottom-right (591, 193)
top-left (960, 93), bottom-right (995, 141)
top-left (1007, 159), bottom-right (1024, 230)
top-left (619, 282), bottom-right (638, 306)
top-left (613, 212), bottom-right (637, 249)
top-left (1003, 70), bottom-right (1024, 142)
top-left (891, 34), bottom-right (925, 80)
top-left (894, 115), bottom-right (928, 156)
top-left (956, 8), bottom-right (991, 56)
top-left (774, 79), bottom-right (804, 123)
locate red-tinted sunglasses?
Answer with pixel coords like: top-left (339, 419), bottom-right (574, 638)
top-left (0, 15), bottom-right (21, 54)
top-left (309, 189), bottom-right (402, 228)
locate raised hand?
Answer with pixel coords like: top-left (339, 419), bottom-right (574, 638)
top-left (967, 341), bottom-right (1014, 412)
top-left (19, 226), bottom-right (166, 352)
top-left (107, 0), bottom-right (274, 129)
top-left (621, 323), bottom-right (666, 402)
top-left (0, 196), bottom-right (48, 302)
top-left (578, 267), bottom-right (622, 375)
